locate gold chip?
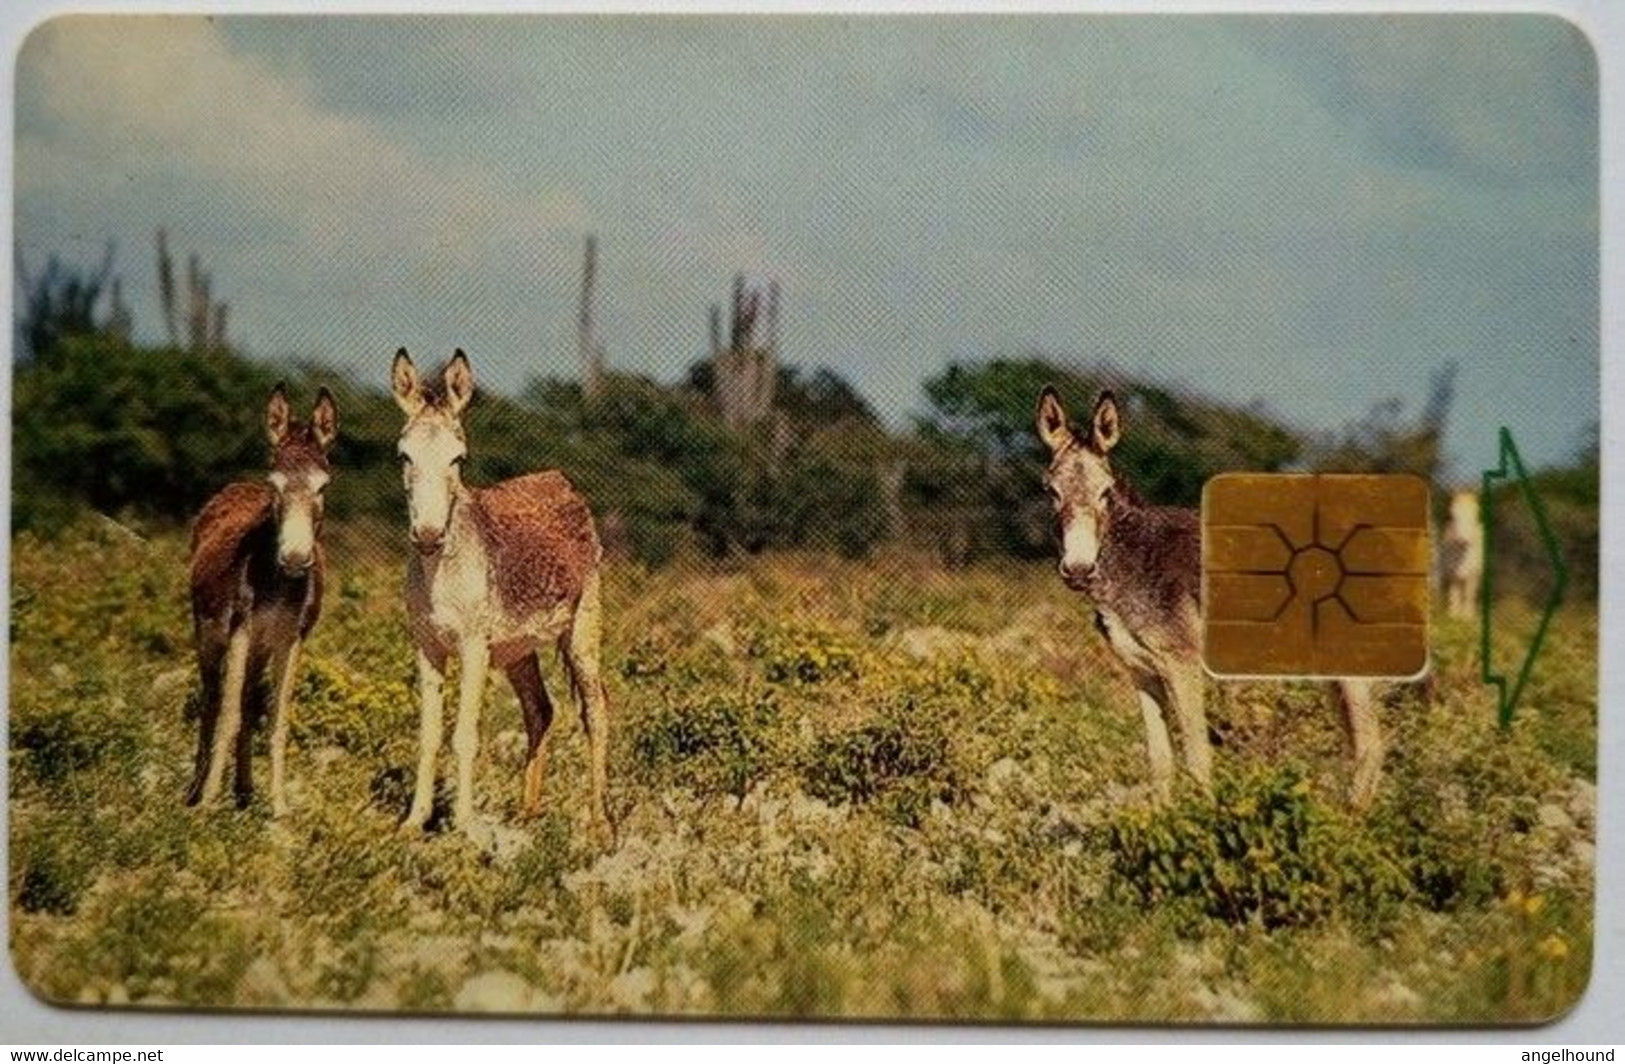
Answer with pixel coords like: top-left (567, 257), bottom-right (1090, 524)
top-left (1202, 473), bottom-right (1430, 679)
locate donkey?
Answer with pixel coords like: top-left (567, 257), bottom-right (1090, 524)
top-left (1439, 490), bottom-right (1483, 621)
top-left (391, 349), bottom-right (611, 843)
top-left (187, 383), bottom-right (336, 815)
top-left (1035, 386), bottom-right (1385, 809)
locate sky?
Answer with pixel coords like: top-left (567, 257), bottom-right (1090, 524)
top-left (13, 14), bottom-right (1599, 476)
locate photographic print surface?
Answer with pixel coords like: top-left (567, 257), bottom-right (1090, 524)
top-left (9, 14), bottom-right (1599, 1023)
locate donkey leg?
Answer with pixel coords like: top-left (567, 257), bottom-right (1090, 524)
top-left (506, 653), bottom-right (556, 817)
top-left (233, 686), bottom-right (255, 808)
top-left (186, 625), bottom-right (228, 805)
top-left (234, 654), bottom-right (269, 808)
top-left (267, 641), bottom-right (302, 818)
top-left (199, 626), bottom-right (250, 807)
top-left (1167, 664), bottom-right (1213, 796)
top-left (1337, 679), bottom-right (1385, 812)
top-left (1135, 681), bottom-right (1176, 806)
top-left (403, 646), bottom-right (447, 832)
top-left (562, 571), bottom-right (613, 844)
top-left (452, 638), bottom-right (490, 831)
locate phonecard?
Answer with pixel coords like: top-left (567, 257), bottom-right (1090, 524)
top-left (8, 12), bottom-right (1599, 1027)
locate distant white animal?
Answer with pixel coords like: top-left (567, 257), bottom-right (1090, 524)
top-left (1439, 490), bottom-right (1483, 621)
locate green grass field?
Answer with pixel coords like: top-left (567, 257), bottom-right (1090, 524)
top-left (8, 520), bottom-right (1596, 1023)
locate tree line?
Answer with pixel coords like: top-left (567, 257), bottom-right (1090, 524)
top-left (11, 243), bottom-right (1597, 597)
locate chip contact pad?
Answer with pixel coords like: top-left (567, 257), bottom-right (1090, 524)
top-left (1202, 473), bottom-right (1430, 679)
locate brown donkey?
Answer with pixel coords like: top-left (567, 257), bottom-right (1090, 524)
top-left (1036, 387), bottom-right (1384, 809)
top-left (391, 349), bottom-right (611, 843)
top-left (187, 383), bottom-right (337, 814)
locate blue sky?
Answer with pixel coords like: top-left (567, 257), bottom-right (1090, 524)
top-left (14, 14), bottom-right (1598, 475)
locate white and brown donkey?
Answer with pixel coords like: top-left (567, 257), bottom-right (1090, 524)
top-left (1036, 387), bottom-right (1385, 809)
top-left (187, 383), bottom-right (337, 814)
top-left (391, 349), bottom-right (611, 843)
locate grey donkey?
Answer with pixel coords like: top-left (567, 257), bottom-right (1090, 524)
top-left (1036, 386), bottom-right (1385, 808)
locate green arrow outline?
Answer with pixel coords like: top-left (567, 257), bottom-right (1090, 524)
top-left (1481, 427), bottom-right (1568, 729)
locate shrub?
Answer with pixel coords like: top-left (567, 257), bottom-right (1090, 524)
top-left (766, 443), bottom-right (890, 559)
top-left (894, 653), bottom-right (997, 707)
top-left (13, 335), bottom-right (277, 527)
top-left (1368, 751), bottom-right (1513, 913)
top-left (1107, 766), bottom-right (1411, 930)
top-left (12, 702), bottom-right (142, 788)
top-left (497, 812), bottom-right (579, 914)
top-left (13, 825), bottom-right (97, 915)
top-left (750, 623), bottom-right (860, 686)
top-left (1387, 813), bottom-right (1505, 913)
top-left (632, 692), bottom-right (781, 799)
top-left (802, 703), bottom-right (961, 826)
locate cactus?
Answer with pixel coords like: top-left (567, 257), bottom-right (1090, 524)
top-left (577, 234), bottom-right (607, 397)
top-left (106, 277), bottom-right (132, 342)
top-left (711, 273), bottom-right (780, 429)
top-left (156, 228), bottom-right (229, 353)
top-left (155, 227), bottom-right (177, 347)
top-left (14, 241), bottom-right (121, 360)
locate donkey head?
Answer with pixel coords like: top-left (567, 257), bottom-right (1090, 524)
top-left (265, 382), bottom-right (337, 575)
top-left (1036, 386), bottom-right (1122, 589)
top-left (391, 348), bottom-right (474, 555)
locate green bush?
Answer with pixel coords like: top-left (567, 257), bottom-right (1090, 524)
top-left (14, 335), bottom-right (277, 528)
top-left (802, 704), bottom-right (961, 826)
top-left (1107, 766), bottom-right (1411, 930)
top-left (12, 702), bottom-right (142, 788)
top-left (13, 825), bottom-right (97, 915)
top-left (632, 692), bottom-right (781, 799)
top-left (1369, 740), bottom-right (1517, 913)
top-left (496, 813), bottom-right (579, 915)
top-left (1385, 809), bottom-right (1505, 913)
top-left (750, 623), bottom-right (860, 686)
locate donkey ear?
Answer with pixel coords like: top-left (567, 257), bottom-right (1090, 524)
top-left (1091, 391), bottom-right (1122, 454)
top-left (443, 349), bottom-right (474, 415)
top-left (391, 348), bottom-right (423, 415)
top-left (311, 387), bottom-right (338, 451)
top-left (266, 382), bottom-right (292, 446)
top-left (1035, 385), bottom-right (1072, 454)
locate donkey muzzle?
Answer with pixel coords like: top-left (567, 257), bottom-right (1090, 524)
top-left (411, 529), bottom-right (446, 555)
top-left (279, 552), bottom-right (315, 575)
top-left (1059, 561), bottom-right (1095, 590)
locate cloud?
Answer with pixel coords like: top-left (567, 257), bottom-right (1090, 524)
top-left (17, 15), bottom-right (587, 368)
